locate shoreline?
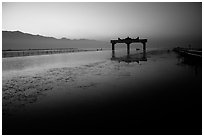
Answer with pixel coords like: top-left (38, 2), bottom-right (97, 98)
top-left (2, 48), bottom-right (103, 58)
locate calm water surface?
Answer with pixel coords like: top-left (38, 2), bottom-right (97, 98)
top-left (2, 47), bottom-right (158, 72)
top-left (3, 48), bottom-right (202, 135)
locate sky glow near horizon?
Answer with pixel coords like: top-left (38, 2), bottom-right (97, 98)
top-left (2, 2), bottom-right (201, 44)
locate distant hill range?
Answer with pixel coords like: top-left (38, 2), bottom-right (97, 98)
top-left (2, 31), bottom-right (109, 50)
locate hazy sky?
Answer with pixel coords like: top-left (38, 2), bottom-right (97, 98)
top-left (2, 2), bottom-right (202, 45)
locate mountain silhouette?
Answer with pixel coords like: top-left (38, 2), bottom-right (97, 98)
top-left (2, 31), bottom-right (108, 50)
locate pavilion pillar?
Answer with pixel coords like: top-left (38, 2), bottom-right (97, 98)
top-left (112, 43), bottom-right (115, 51)
top-left (127, 43), bottom-right (130, 55)
top-left (112, 51), bottom-right (115, 58)
top-left (112, 43), bottom-right (115, 58)
top-left (143, 42), bottom-right (146, 58)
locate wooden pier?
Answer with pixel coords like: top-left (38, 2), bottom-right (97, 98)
top-left (110, 37), bottom-right (147, 56)
top-left (173, 47), bottom-right (202, 58)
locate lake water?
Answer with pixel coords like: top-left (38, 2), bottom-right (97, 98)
top-left (2, 47), bottom-right (158, 72)
top-left (3, 50), bottom-right (110, 71)
top-left (2, 48), bottom-right (202, 135)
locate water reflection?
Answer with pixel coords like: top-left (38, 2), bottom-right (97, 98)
top-left (111, 50), bottom-right (147, 63)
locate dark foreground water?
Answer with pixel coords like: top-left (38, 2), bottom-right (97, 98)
top-left (3, 49), bottom-right (202, 135)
